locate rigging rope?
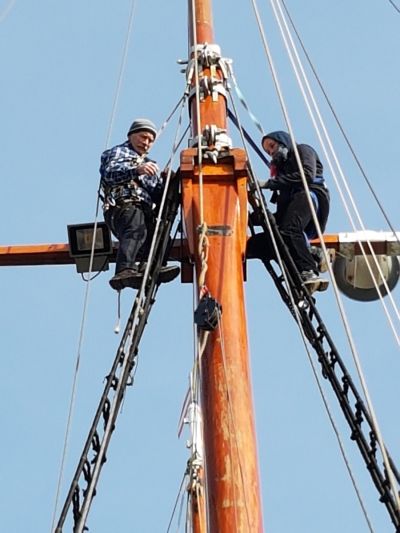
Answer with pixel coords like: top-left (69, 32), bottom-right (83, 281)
top-left (0, 0), bottom-right (16, 23)
top-left (179, 12), bottom-right (212, 525)
top-left (268, 0), bottom-right (400, 511)
top-left (165, 472), bottom-right (187, 532)
top-left (180, 282), bottom-right (208, 531)
top-left (227, 64), bottom-right (265, 135)
top-left (388, 0), bottom-right (400, 14)
top-left (131, 95), bottom-right (188, 306)
top-left (189, 0), bottom-right (209, 298)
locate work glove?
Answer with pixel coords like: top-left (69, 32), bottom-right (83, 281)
top-left (161, 168), bottom-right (176, 180)
top-left (258, 178), bottom-right (280, 191)
top-left (249, 210), bottom-right (262, 226)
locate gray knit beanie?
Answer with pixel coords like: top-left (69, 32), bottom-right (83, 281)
top-left (127, 118), bottom-right (157, 139)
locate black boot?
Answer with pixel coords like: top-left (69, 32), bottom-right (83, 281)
top-left (158, 265), bottom-right (180, 284)
top-left (109, 268), bottom-right (144, 291)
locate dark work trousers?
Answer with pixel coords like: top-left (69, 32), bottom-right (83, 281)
top-left (277, 191), bottom-right (317, 273)
top-left (105, 204), bottom-right (148, 274)
top-left (247, 191), bottom-right (317, 273)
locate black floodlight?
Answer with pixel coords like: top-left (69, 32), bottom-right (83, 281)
top-left (67, 222), bottom-right (113, 273)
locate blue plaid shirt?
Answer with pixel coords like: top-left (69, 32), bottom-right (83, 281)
top-left (100, 141), bottom-right (163, 208)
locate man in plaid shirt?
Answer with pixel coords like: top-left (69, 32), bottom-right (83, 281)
top-left (100, 118), bottom-right (180, 290)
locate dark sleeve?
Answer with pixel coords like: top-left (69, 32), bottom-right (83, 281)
top-left (276, 144), bottom-right (317, 186)
top-left (99, 149), bottom-right (109, 179)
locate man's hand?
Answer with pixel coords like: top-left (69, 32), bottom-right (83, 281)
top-left (137, 161), bottom-right (159, 176)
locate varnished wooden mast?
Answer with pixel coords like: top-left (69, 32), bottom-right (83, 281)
top-left (181, 1), bottom-right (263, 530)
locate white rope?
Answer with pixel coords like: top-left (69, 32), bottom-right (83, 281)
top-left (103, 0), bottom-right (137, 150)
top-left (301, 349), bottom-right (375, 531)
top-left (268, 0), bottom-right (400, 510)
top-left (272, 0), bottom-right (400, 347)
top-left (0, 0), bottom-right (16, 23)
top-left (189, 1), bottom-right (210, 298)
top-left (176, 288), bottom-right (208, 532)
top-left (190, 1), bottom-right (205, 225)
top-left (130, 94), bottom-right (188, 309)
top-left (50, 3), bottom-right (138, 530)
top-left (165, 472), bottom-right (187, 532)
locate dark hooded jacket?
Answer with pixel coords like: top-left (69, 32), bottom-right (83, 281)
top-left (263, 131), bottom-right (330, 235)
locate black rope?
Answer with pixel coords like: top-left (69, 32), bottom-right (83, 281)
top-left (227, 108), bottom-right (270, 168)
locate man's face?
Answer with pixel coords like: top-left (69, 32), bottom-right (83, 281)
top-left (129, 131), bottom-right (155, 155)
top-left (262, 138), bottom-right (279, 157)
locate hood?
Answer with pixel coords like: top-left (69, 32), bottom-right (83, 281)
top-left (262, 130), bottom-right (293, 150)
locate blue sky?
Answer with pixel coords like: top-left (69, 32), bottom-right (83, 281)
top-left (1, 1), bottom-right (400, 532)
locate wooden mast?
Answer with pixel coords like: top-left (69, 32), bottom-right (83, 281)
top-left (181, 1), bottom-right (263, 530)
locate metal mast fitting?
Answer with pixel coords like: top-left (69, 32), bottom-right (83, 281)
top-left (182, 1), bottom-right (263, 531)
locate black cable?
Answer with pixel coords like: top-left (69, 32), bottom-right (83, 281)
top-left (81, 257), bottom-right (109, 282)
top-left (388, 0), bottom-right (400, 14)
top-left (228, 108), bottom-right (270, 168)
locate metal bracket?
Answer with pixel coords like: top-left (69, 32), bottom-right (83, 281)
top-left (189, 125), bottom-right (232, 159)
top-left (387, 241), bottom-right (400, 256)
top-left (340, 242), bottom-right (355, 259)
top-left (205, 225), bottom-right (232, 237)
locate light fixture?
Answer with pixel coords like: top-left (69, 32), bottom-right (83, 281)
top-left (67, 222), bottom-right (113, 273)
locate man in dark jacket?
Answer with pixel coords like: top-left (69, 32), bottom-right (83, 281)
top-left (100, 118), bottom-right (180, 291)
top-left (248, 130), bottom-right (329, 292)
